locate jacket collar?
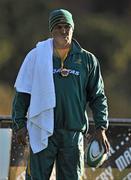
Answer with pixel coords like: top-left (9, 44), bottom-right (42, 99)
top-left (70, 38), bottom-right (83, 55)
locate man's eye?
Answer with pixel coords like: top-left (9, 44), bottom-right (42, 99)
top-left (64, 25), bottom-right (69, 29)
top-left (55, 25), bottom-right (71, 30)
top-left (58, 26), bottom-right (62, 29)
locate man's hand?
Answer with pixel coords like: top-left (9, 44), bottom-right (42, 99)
top-left (95, 129), bottom-right (110, 153)
top-left (15, 126), bottom-right (28, 146)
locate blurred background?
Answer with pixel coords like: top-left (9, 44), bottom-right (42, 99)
top-left (0, 0), bottom-right (131, 118)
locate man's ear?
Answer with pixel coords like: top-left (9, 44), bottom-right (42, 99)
top-left (49, 31), bottom-right (53, 37)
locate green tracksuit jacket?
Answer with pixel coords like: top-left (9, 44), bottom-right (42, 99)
top-left (12, 39), bottom-right (108, 133)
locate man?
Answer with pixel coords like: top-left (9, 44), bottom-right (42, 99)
top-left (12, 9), bottom-right (110, 180)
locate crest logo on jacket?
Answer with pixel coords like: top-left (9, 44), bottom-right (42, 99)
top-left (74, 59), bottom-right (82, 64)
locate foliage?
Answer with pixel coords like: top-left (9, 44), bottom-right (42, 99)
top-left (0, 0), bottom-right (131, 117)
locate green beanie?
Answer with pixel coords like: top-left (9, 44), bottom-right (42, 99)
top-left (49, 9), bottom-right (74, 32)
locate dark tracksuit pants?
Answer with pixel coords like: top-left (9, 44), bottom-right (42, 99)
top-left (26, 129), bottom-right (84, 180)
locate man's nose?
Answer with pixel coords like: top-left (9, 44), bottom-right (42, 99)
top-left (61, 27), bottom-right (66, 33)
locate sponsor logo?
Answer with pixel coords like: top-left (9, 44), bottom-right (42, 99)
top-left (53, 68), bottom-right (80, 76)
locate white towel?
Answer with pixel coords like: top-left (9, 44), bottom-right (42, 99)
top-left (15, 38), bottom-right (56, 153)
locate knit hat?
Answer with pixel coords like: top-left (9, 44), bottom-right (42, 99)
top-left (49, 9), bottom-right (74, 32)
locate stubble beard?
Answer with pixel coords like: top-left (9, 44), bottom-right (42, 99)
top-left (54, 35), bottom-right (72, 49)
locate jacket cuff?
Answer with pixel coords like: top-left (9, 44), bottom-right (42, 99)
top-left (96, 125), bottom-right (108, 131)
top-left (12, 119), bottom-right (27, 132)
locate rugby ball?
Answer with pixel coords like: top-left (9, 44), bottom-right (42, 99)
top-left (84, 139), bottom-right (107, 168)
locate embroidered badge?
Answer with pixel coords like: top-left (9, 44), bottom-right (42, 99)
top-left (74, 59), bottom-right (82, 64)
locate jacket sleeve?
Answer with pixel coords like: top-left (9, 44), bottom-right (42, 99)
top-left (12, 91), bottom-right (31, 131)
top-left (86, 54), bottom-right (109, 130)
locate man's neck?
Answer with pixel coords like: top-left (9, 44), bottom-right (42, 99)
top-left (54, 47), bottom-right (70, 61)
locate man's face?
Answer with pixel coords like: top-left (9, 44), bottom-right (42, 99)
top-left (51, 23), bottom-right (73, 48)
